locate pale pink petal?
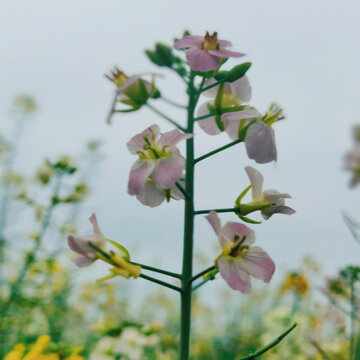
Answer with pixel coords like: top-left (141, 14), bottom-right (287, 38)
top-left (208, 49), bottom-right (245, 58)
top-left (73, 255), bottom-right (95, 268)
top-left (89, 213), bottom-right (102, 235)
top-left (158, 129), bottom-right (192, 147)
top-left (201, 79), bottom-right (232, 98)
top-left (229, 76), bottom-right (252, 103)
top-left (218, 39), bottom-right (232, 48)
top-left (223, 118), bottom-right (241, 140)
top-left (221, 108), bottom-right (261, 121)
top-left (196, 102), bottom-right (222, 135)
top-left (261, 205), bottom-right (296, 220)
top-left (186, 49), bottom-right (220, 72)
top-left (241, 246), bottom-right (275, 283)
top-left (245, 121), bottom-right (277, 164)
top-left (127, 159), bottom-right (156, 195)
top-left (222, 221), bottom-right (255, 246)
top-left (68, 235), bottom-right (88, 256)
top-left (218, 257), bottom-right (251, 293)
top-left (205, 211), bottom-right (222, 236)
top-left (263, 190), bottom-right (291, 205)
top-left (245, 166), bottom-right (264, 200)
top-left (173, 36), bottom-right (203, 49)
top-left (117, 76), bottom-right (139, 94)
top-left (136, 180), bottom-right (166, 207)
top-left (127, 124), bottom-right (160, 154)
top-left (151, 152), bottom-right (185, 189)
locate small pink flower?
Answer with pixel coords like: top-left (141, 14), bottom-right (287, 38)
top-left (244, 166), bottom-right (295, 219)
top-left (196, 76), bottom-right (261, 139)
top-left (173, 31), bottom-right (244, 72)
top-left (206, 211), bottom-right (275, 293)
top-left (67, 214), bottom-right (106, 267)
top-left (127, 124), bottom-right (191, 207)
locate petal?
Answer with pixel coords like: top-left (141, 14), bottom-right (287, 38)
top-left (218, 39), bottom-right (232, 48)
top-left (158, 129), bottom-right (192, 148)
top-left (186, 49), bottom-right (220, 72)
top-left (205, 211), bottom-right (222, 236)
top-left (208, 49), bottom-right (245, 58)
top-left (223, 118), bottom-right (241, 140)
top-left (261, 205), bottom-right (296, 220)
top-left (127, 124), bottom-right (160, 154)
top-left (241, 246), bottom-right (275, 283)
top-left (263, 190), bottom-right (291, 205)
top-left (73, 255), bottom-right (95, 267)
top-left (127, 159), bottom-right (156, 195)
top-left (68, 235), bottom-right (87, 255)
top-left (245, 121), bottom-right (277, 164)
top-left (196, 102), bottom-right (222, 135)
top-left (173, 36), bottom-right (203, 49)
top-left (222, 221), bottom-right (255, 246)
top-left (89, 213), bottom-right (102, 235)
top-left (221, 108), bottom-right (261, 121)
top-left (218, 257), bottom-right (252, 293)
top-left (136, 180), bottom-right (166, 207)
top-left (245, 166), bottom-right (264, 200)
top-left (229, 76), bottom-right (252, 103)
top-left (151, 152), bottom-right (185, 189)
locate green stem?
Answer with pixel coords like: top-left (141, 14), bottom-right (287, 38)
top-left (350, 273), bottom-right (356, 360)
top-left (237, 323), bottom-right (298, 360)
top-left (146, 103), bottom-right (186, 132)
top-left (201, 79), bottom-right (225, 93)
top-left (179, 72), bottom-right (198, 360)
top-left (130, 262), bottom-right (182, 279)
top-left (190, 265), bottom-right (216, 283)
top-left (194, 138), bottom-right (243, 164)
top-left (192, 277), bottom-right (213, 292)
top-left (194, 111), bottom-right (219, 121)
top-left (106, 92), bottom-right (118, 124)
top-left (139, 274), bottom-right (182, 292)
top-left (310, 340), bottom-right (333, 360)
top-left (194, 208), bottom-right (238, 215)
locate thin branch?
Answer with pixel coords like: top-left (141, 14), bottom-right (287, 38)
top-left (192, 277), bottom-right (212, 292)
top-left (139, 273), bottom-right (182, 292)
top-left (194, 208), bottom-right (238, 215)
top-left (190, 265), bottom-right (216, 283)
top-left (194, 111), bottom-right (219, 121)
top-left (194, 138), bottom-right (243, 164)
top-left (146, 103), bottom-right (186, 132)
top-left (236, 323), bottom-right (298, 360)
top-left (130, 261), bottom-right (182, 279)
top-left (201, 79), bottom-right (225, 93)
top-left (106, 92), bottom-right (118, 124)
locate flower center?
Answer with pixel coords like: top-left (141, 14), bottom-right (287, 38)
top-left (105, 67), bottom-right (128, 87)
top-left (136, 132), bottom-right (171, 160)
top-left (203, 31), bottom-right (219, 51)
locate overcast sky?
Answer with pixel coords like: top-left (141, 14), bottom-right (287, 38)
top-left (1, 0), bottom-right (360, 296)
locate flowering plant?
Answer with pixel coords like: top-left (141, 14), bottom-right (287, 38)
top-left (68, 30), bottom-right (297, 359)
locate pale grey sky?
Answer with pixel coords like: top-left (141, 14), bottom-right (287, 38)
top-left (1, 0), bottom-right (360, 296)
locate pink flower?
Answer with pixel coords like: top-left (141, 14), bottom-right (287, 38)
top-left (67, 214), bottom-right (106, 267)
top-left (196, 76), bottom-right (261, 139)
top-left (173, 31), bottom-right (244, 72)
top-left (127, 125), bottom-right (191, 207)
top-left (241, 166), bottom-right (295, 219)
top-left (206, 211), bottom-right (275, 293)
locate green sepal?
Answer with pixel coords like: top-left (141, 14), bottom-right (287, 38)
top-left (107, 239), bottom-right (130, 261)
top-left (164, 188), bottom-right (171, 202)
top-left (225, 62), bottom-right (252, 82)
top-left (235, 183), bottom-right (253, 207)
top-left (192, 69), bottom-right (218, 79)
top-left (235, 212), bottom-right (262, 225)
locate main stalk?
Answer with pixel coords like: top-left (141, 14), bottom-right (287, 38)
top-left (180, 74), bottom-right (196, 360)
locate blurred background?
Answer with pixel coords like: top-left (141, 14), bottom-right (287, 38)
top-left (1, 1), bottom-right (360, 359)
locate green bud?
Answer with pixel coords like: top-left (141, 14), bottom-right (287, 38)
top-left (225, 62), bottom-right (252, 82)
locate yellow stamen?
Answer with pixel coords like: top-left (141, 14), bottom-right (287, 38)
top-left (203, 31), bottom-right (219, 51)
